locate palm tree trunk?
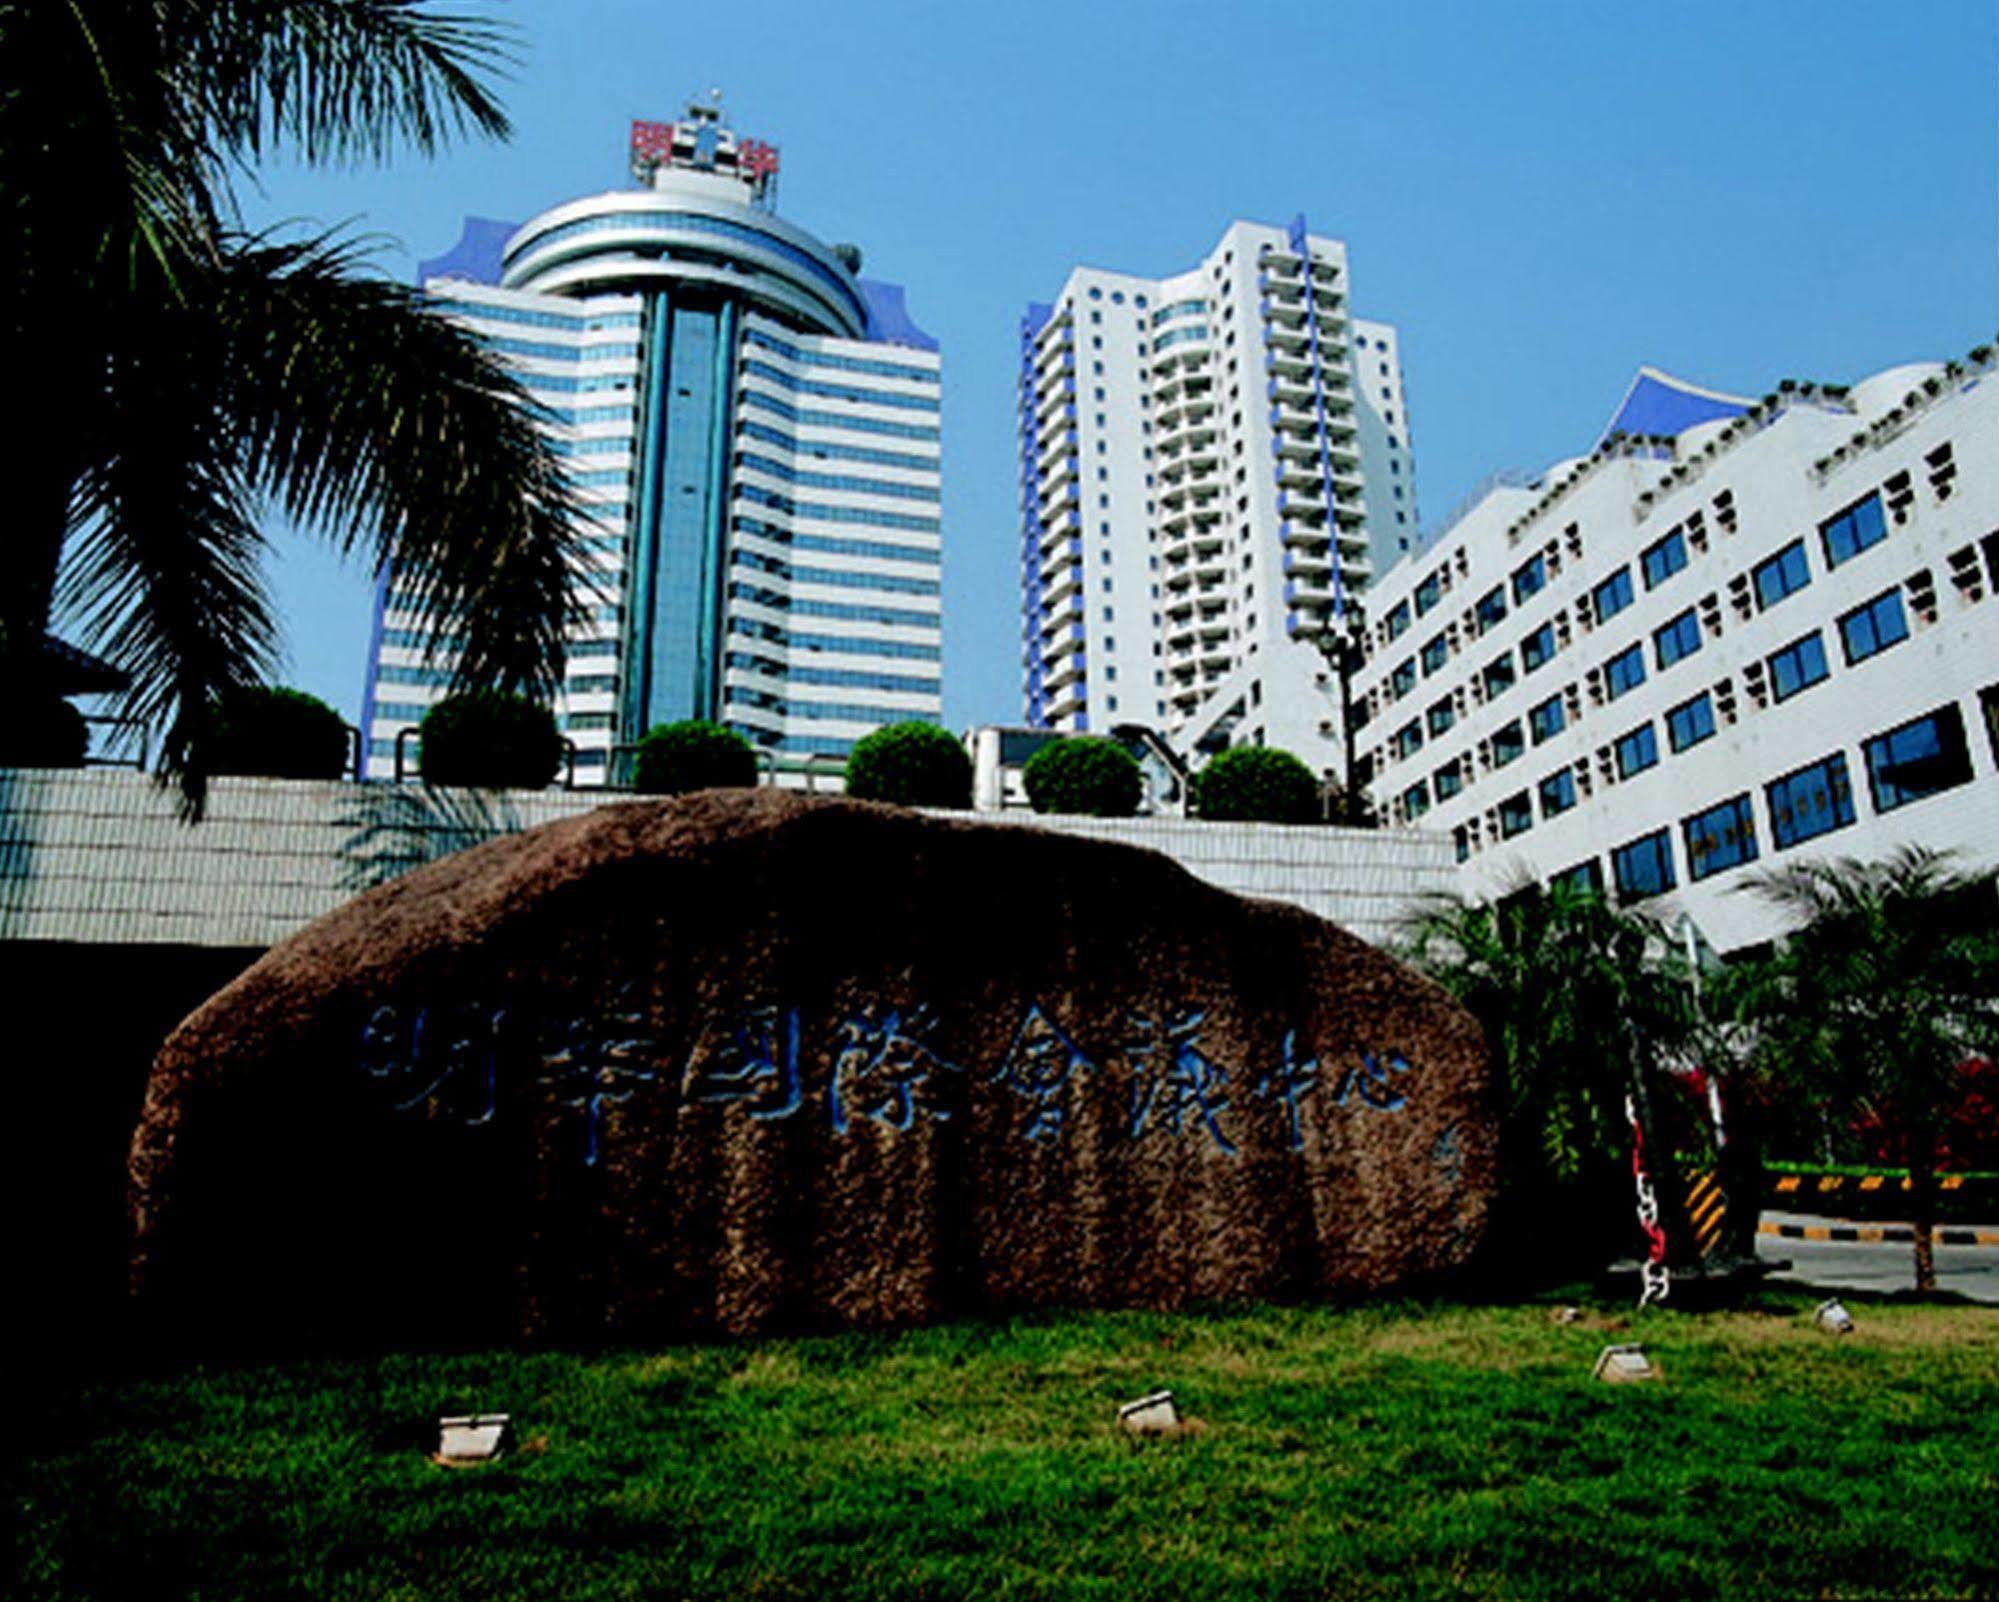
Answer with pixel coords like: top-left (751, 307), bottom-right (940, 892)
top-left (1906, 1122), bottom-right (1939, 1294)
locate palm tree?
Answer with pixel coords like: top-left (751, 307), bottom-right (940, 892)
top-left (1, 1), bottom-right (582, 808)
top-left (1733, 848), bottom-right (1999, 1292)
top-left (1401, 880), bottom-right (1709, 1275)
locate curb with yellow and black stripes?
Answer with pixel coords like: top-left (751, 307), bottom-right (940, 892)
top-left (1759, 1220), bottom-right (1999, 1247)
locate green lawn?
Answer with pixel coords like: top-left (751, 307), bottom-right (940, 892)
top-left (13, 1291), bottom-right (1997, 1601)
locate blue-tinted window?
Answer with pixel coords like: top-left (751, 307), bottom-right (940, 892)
top-left (1391, 659), bottom-right (1416, 697)
top-left (1863, 704), bottom-right (1974, 812)
top-left (1403, 781), bottom-right (1431, 820)
top-left (1521, 622), bottom-right (1557, 673)
top-left (1615, 722), bottom-right (1659, 779)
top-left (1427, 699), bottom-right (1456, 738)
top-left (1421, 635), bottom-right (1450, 675)
top-left (1529, 693), bottom-right (1566, 745)
top-left (1539, 769), bottom-right (1577, 817)
top-left (1768, 632), bottom-right (1829, 702)
top-left (1641, 529), bottom-right (1688, 589)
top-left (1612, 829), bottom-right (1676, 900)
top-left (1820, 492), bottom-right (1888, 568)
top-left (1415, 573), bottom-right (1443, 616)
top-left (1666, 693), bottom-right (1716, 753)
top-left (1683, 793), bottom-right (1758, 882)
top-left (1605, 643), bottom-right (1646, 700)
top-left (1593, 567), bottom-right (1635, 622)
top-left (1838, 588), bottom-right (1909, 665)
top-left (1753, 540), bottom-right (1811, 610)
top-left (1653, 609), bottom-right (1702, 669)
top-left (1766, 753), bottom-right (1856, 849)
top-left (1476, 586), bottom-right (1508, 631)
top-left (1385, 599), bottom-right (1412, 640)
top-left (1552, 859), bottom-right (1604, 895)
top-left (1512, 555), bottom-right (1547, 605)
top-left (1435, 760), bottom-right (1464, 801)
top-left (1483, 655), bottom-right (1517, 699)
top-left (1392, 720), bottom-right (1423, 759)
top-left (1499, 790), bottom-right (1534, 838)
top-left (1492, 719), bottom-right (1525, 768)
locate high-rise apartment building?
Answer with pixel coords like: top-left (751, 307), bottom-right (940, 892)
top-left (1017, 219), bottom-right (1415, 772)
top-left (364, 97), bottom-right (943, 781)
top-left (1352, 354), bottom-right (1999, 951)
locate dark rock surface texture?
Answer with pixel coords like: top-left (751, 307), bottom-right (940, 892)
top-left (130, 791), bottom-right (1493, 1348)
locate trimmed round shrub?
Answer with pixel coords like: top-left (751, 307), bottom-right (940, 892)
top-left (845, 721), bottom-right (971, 810)
top-left (419, 691), bottom-right (562, 790)
top-left (632, 719), bottom-right (759, 795)
top-left (209, 686), bottom-right (349, 780)
top-left (1190, 745), bottom-right (1321, 824)
top-left (1022, 735), bottom-right (1142, 818)
top-left (1, 697), bottom-right (89, 769)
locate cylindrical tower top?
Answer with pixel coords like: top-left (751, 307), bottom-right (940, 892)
top-left (497, 96), bottom-right (868, 338)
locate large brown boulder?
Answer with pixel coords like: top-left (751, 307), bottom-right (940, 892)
top-left (129, 791), bottom-right (1493, 1348)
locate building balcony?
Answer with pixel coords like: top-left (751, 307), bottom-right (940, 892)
top-left (1038, 535), bottom-right (1082, 586)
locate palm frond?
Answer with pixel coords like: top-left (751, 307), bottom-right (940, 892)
top-left (60, 303), bottom-right (280, 814)
top-left (171, 0), bottom-right (515, 167)
top-left (219, 231), bottom-right (589, 700)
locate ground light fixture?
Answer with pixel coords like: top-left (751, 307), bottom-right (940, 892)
top-left (436, 1413), bottom-right (511, 1464)
top-left (1118, 1391), bottom-right (1180, 1434)
top-left (1592, 1344), bottom-right (1660, 1383)
top-left (1815, 1298), bottom-right (1857, 1335)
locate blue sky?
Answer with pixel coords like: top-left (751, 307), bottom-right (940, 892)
top-left (247, 0), bottom-right (1999, 734)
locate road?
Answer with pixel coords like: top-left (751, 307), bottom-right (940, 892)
top-left (1759, 1211), bottom-right (1998, 1305)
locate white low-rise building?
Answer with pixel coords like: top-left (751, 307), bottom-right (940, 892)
top-left (1351, 352), bottom-right (1999, 951)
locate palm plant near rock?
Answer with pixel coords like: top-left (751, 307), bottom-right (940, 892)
top-left (1402, 881), bottom-right (1707, 1274)
top-left (1, 1), bottom-right (581, 809)
top-left (1730, 848), bottom-right (1999, 1292)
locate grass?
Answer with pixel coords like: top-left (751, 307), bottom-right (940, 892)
top-left (11, 1290), bottom-right (1998, 1601)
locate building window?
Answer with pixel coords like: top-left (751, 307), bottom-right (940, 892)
top-left (1604, 643), bottom-right (1646, 700)
top-left (1820, 491), bottom-right (1888, 568)
top-left (1521, 622), bottom-right (1557, 673)
top-left (1766, 753), bottom-right (1856, 850)
top-left (1528, 693), bottom-right (1565, 745)
top-left (1435, 760), bottom-right (1464, 801)
top-left (1665, 692), bottom-right (1716, 753)
top-left (1863, 703), bottom-right (1974, 813)
top-left (1426, 699), bottom-right (1456, 738)
top-left (1392, 720), bottom-right (1424, 760)
top-left (1837, 588), bottom-right (1910, 665)
top-left (1491, 719), bottom-right (1525, 768)
top-left (1767, 631), bottom-right (1830, 702)
top-left (1593, 567), bottom-right (1634, 623)
top-left (1482, 655), bottom-right (1517, 700)
top-left (1415, 573), bottom-right (1442, 616)
top-left (1683, 793), bottom-right (1758, 882)
top-left (1390, 659), bottom-right (1416, 698)
top-left (1615, 723), bottom-right (1659, 779)
top-left (1385, 600), bottom-right (1412, 640)
top-left (1539, 769), bottom-right (1577, 817)
top-left (1641, 529), bottom-right (1688, 589)
top-left (1475, 586), bottom-right (1507, 632)
top-left (1553, 858), bottom-right (1604, 896)
top-left (1421, 635), bottom-right (1449, 676)
top-left (1753, 540), bottom-right (1811, 610)
top-left (1402, 781), bottom-right (1431, 821)
top-left (1653, 608), bottom-right (1702, 669)
top-left (1511, 554), bottom-right (1547, 605)
top-left (1499, 790), bottom-right (1534, 838)
top-left (1611, 829), bottom-right (1676, 900)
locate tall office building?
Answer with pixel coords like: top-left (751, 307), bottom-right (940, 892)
top-left (1017, 219), bottom-right (1415, 772)
top-left (1352, 353), bottom-right (1999, 951)
top-left (363, 97), bottom-right (943, 780)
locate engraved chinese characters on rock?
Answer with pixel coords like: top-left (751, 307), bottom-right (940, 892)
top-left (355, 996), bottom-right (1418, 1162)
